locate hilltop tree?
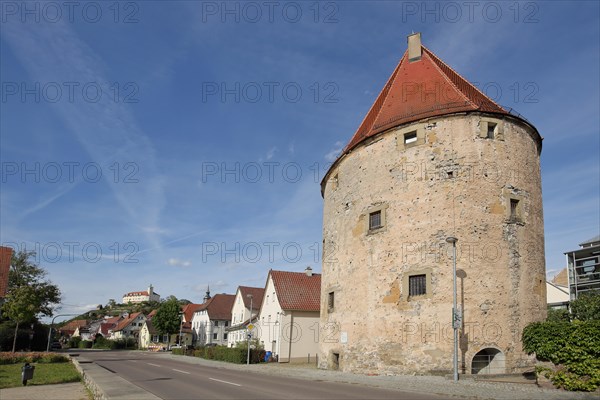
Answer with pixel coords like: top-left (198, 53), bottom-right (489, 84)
top-left (152, 297), bottom-right (181, 345)
top-left (1, 250), bottom-right (61, 351)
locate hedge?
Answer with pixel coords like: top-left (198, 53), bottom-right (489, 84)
top-left (523, 320), bottom-right (600, 391)
top-left (181, 346), bottom-right (265, 364)
top-left (0, 352), bottom-right (69, 365)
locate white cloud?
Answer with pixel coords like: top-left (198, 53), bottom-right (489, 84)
top-left (324, 141), bottom-right (344, 162)
top-left (266, 147), bottom-right (278, 160)
top-left (168, 258), bottom-right (192, 268)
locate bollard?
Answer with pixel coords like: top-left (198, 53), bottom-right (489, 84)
top-left (21, 363), bottom-right (35, 386)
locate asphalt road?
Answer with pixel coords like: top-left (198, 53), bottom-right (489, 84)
top-left (81, 351), bottom-right (444, 400)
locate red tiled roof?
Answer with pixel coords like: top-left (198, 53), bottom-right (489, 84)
top-left (59, 319), bottom-right (88, 333)
top-left (270, 270), bottom-right (321, 312)
top-left (343, 43), bottom-right (509, 155)
top-left (124, 290), bottom-right (149, 297)
top-left (113, 312), bottom-right (143, 332)
top-left (147, 309), bottom-right (157, 319)
top-left (0, 247), bottom-right (12, 298)
top-left (181, 303), bottom-right (202, 322)
top-left (239, 286), bottom-right (265, 310)
top-left (204, 294), bottom-right (235, 320)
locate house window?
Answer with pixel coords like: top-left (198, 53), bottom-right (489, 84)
top-left (369, 210), bottom-right (382, 230)
top-left (404, 131), bottom-right (418, 144)
top-left (213, 333), bottom-right (218, 340)
top-left (225, 321), bottom-right (229, 327)
top-left (328, 291), bottom-right (335, 312)
top-left (163, 334), bottom-right (168, 342)
top-left (214, 321), bottom-right (219, 327)
top-left (224, 333), bottom-right (228, 340)
top-left (409, 274), bottom-right (427, 296)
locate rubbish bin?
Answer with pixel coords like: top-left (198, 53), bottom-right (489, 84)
top-left (21, 363), bottom-right (35, 386)
top-left (264, 351), bottom-right (272, 362)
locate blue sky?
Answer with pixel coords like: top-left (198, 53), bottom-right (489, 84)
top-left (1, 1), bottom-right (598, 319)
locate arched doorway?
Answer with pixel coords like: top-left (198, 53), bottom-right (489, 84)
top-left (471, 348), bottom-right (505, 374)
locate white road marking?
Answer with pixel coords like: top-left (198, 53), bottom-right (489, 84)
top-left (209, 378), bottom-right (241, 387)
top-left (172, 369), bottom-right (190, 374)
top-left (147, 363), bottom-right (161, 367)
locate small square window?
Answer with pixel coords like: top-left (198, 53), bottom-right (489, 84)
top-left (447, 171), bottom-right (454, 179)
top-left (404, 131), bottom-right (418, 144)
top-left (369, 210), bottom-right (382, 230)
top-left (409, 274), bottom-right (427, 296)
top-left (328, 291), bottom-right (335, 311)
top-left (214, 321), bottom-right (219, 327)
top-left (487, 123), bottom-right (497, 139)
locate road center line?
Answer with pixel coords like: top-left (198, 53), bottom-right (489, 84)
top-left (147, 363), bottom-right (161, 367)
top-left (172, 369), bottom-right (190, 374)
top-left (209, 378), bottom-right (241, 387)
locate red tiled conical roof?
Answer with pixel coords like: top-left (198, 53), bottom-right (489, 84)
top-left (344, 41), bottom-right (509, 153)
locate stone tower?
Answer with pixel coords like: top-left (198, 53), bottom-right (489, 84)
top-left (319, 33), bottom-right (546, 375)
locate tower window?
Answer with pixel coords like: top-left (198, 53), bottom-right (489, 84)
top-left (409, 274), bottom-right (427, 296)
top-left (487, 123), bottom-right (497, 139)
top-left (510, 198), bottom-right (520, 221)
top-left (369, 210), bottom-right (382, 230)
top-left (328, 291), bottom-right (335, 312)
top-left (331, 173), bottom-right (339, 190)
top-left (404, 131), bottom-right (418, 144)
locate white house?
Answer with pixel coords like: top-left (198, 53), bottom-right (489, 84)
top-left (227, 286), bottom-right (265, 347)
top-left (191, 294), bottom-right (235, 346)
top-left (255, 268), bottom-right (321, 363)
top-left (111, 312), bottom-right (146, 340)
top-left (122, 284), bottom-right (160, 304)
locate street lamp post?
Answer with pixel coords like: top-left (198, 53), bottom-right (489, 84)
top-left (446, 236), bottom-right (459, 382)
top-left (246, 294), bottom-right (253, 365)
top-left (178, 312), bottom-right (184, 348)
top-left (46, 313), bottom-right (82, 352)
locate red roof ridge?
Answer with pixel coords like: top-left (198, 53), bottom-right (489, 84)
top-left (422, 45), bottom-right (507, 113)
top-left (342, 37), bottom-right (512, 156)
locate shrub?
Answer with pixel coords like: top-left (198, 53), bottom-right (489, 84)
top-left (172, 348), bottom-right (184, 355)
top-left (523, 320), bottom-right (600, 391)
top-left (68, 336), bottom-right (81, 349)
top-left (78, 340), bottom-right (93, 349)
top-left (92, 336), bottom-right (117, 349)
top-left (0, 352), bottom-right (69, 365)
top-left (190, 346), bottom-right (264, 364)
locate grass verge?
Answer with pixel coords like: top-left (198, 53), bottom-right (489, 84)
top-left (0, 362), bottom-right (81, 389)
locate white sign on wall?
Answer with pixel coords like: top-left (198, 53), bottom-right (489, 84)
top-left (340, 331), bottom-right (348, 344)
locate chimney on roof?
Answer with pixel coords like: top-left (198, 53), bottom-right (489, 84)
top-left (305, 266), bottom-right (313, 276)
top-left (407, 32), bottom-right (422, 62)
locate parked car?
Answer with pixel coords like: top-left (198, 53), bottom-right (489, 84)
top-left (50, 341), bottom-right (62, 350)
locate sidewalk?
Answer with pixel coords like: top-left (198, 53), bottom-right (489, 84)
top-left (0, 382), bottom-right (88, 400)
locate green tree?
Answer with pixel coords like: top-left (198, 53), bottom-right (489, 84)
top-left (570, 292), bottom-right (600, 321)
top-left (152, 297), bottom-right (181, 345)
top-left (1, 250), bottom-right (61, 352)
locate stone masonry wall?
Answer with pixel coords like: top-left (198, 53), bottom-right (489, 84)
top-left (319, 113), bottom-right (546, 375)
